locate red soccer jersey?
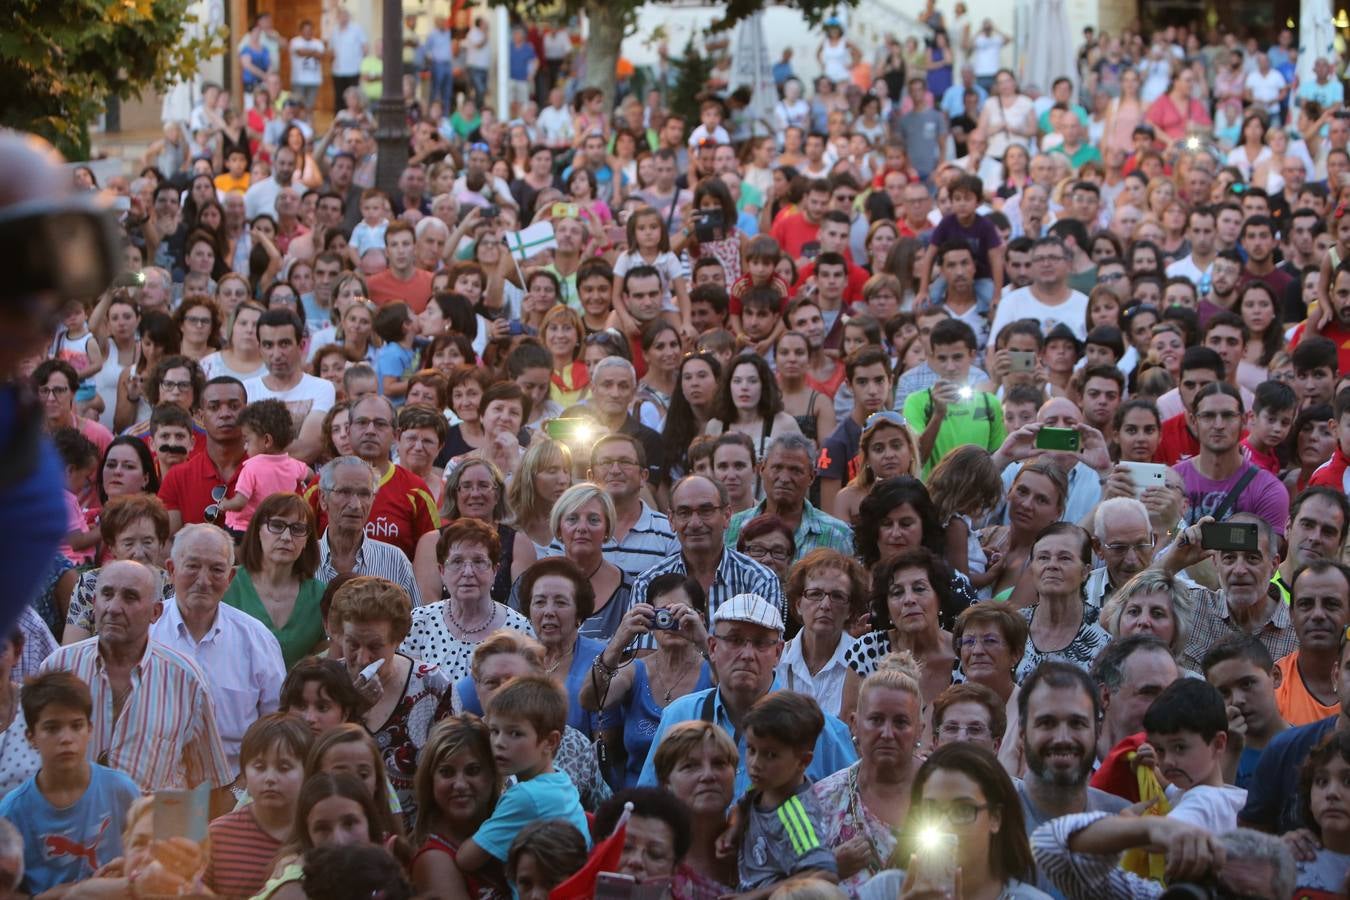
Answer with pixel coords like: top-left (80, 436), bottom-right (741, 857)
top-left (306, 463), bottom-right (439, 559)
top-left (1154, 413), bottom-right (1199, 466)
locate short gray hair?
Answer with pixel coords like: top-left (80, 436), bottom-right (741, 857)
top-left (671, 473), bottom-right (729, 508)
top-left (765, 432), bottom-right (818, 466)
top-left (550, 482), bottom-right (616, 540)
top-left (171, 523), bottom-right (236, 569)
top-left (1092, 497), bottom-right (1150, 540)
top-left (320, 456), bottom-right (377, 493)
top-left (352, 393), bottom-right (396, 421)
top-left (1216, 829), bottom-right (1295, 899)
top-left (415, 215), bottom-right (450, 240)
top-left (590, 356), bottom-right (636, 384)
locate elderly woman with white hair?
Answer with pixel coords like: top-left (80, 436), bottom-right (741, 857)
top-left (1099, 568), bottom-right (1194, 666)
top-left (511, 482), bottom-right (634, 640)
top-left (1085, 496), bottom-right (1159, 611)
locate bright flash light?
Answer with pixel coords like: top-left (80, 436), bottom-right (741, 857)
top-left (1183, 135), bottom-right (1203, 152)
top-left (572, 422), bottom-right (595, 444)
top-left (958, 386), bottom-right (973, 400)
top-left (917, 827), bottom-right (944, 851)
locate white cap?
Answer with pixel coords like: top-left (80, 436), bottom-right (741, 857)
top-left (712, 593), bottom-right (784, 635)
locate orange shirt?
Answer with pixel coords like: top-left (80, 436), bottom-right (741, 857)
top-left (367, 267), bottom-right (436, 314)
top-left (1275, 651), bottom-right (1341, 727)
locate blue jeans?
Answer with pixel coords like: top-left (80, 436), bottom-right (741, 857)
top-left (469, 67), bottom-right (489, 104)
top-left (431, 61), bottom-right (454, 116)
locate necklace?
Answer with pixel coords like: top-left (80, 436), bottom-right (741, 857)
top-left (445, 601), bottom-right (495, 637)
top-left (649, 655), bottom-right (698, 704)
top-left (544, 647), bottom-right (573, 676)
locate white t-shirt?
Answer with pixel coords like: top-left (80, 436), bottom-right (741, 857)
top-left (1245, 69), bottom-right (1287, 110)
top-left (1165, 254), bottom-right (1212, 286)
top-left (243, 373), bottom-right (336, 429)
top-left (971, 33), bottom-right (1005, 76)
top-left (537, 105), bottom-right (574, 146)
top-left (290, 36), bottom-right (325, 86)
top-left (987, 285), bottom-right (1089, 344)
top-left (1165, 784), bottom-right (1247, 833)
top-left (331, 21), bottom-right (367, 76)
top-left (465, 27), bottom-right (491, 69)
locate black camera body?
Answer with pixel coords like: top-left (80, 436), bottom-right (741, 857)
top-left (692, 207), bottom-right (724, 242)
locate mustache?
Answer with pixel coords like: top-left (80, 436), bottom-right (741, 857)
top-left (158, 444), bottom-right (189, 455)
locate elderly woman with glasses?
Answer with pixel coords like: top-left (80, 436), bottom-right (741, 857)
top-left (222, 492), bottom-right (328, 669)
top-left (734, 514), bottom-right (797, 585)
top-left (62, 496), bottom-right (175, 644)
top-left (951, 601), bottom-right (1030, 773)
top-left (417, 458), bottom-right (537, 607)
top-left (777, 549), bottom-right (867, 718)
top-left (402, 518), bottom-right (534, 684)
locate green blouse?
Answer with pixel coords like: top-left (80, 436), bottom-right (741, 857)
top-left (222, 568), bottom-right (327, 669)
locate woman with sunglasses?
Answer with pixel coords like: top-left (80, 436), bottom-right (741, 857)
top-left (833, 411), bottom-right (919, 524)
top-left (223, 493), bottom-right (328, 669)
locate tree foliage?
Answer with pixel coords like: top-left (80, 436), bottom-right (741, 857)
top-left (0, 0), bottom-right (227, 158)
top-left (668, 38), bottom-right (713, 126)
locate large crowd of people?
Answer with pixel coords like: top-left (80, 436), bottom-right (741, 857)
top-left (8, 5), bottom-right (1350, 900)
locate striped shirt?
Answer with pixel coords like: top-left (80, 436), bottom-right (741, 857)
top-left (1180, 586), bottom-right (1299, 673)
top-left (39, 638), bottom-right (233, 791)
top-left (15, 605), bottom-right (57, 682)
top-left (204, 807), bottom-right (282, 898)
top-left (317, 531), bottom-right (423, 606)
top-left (1032, 811), bottom-right (1159, 900)
top-left (724, 500), bottom-right (854, 562)
top-left (630, 547), bottom-right (786, 645)
top-left (546, 502), bottom-right (679, 580)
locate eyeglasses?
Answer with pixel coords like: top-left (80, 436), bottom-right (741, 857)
top-left (712, 632), bottom-right (781, 652)
top-left (37, 385), bottom-right (71, 397)
top-left (1102, 539), bottom-right (1155, 555)
top-left (264, 518), bottom-right (309, 537)
top-left (204, 484), bottom-right (227, 524)
top-left (800, 588), bottom-right (849, 607)
top-left (445, 557), bottom-right (493, 571)
top-left (1195, 410), bottom-right (1241, 423)
top-left (744, 544), bottom-right (791, 563)
top-left (936, 721), bottom-right (990, 739)
top-left (160, 380), bottom-right (193, 393)
top-left (468, 142), bottom-right (491, 154)
top-left (958, 634), bottom-right (1005, 650)
top-left (917, 799), bottom-right (991, 826)
top-left (1099, 271), bottom-right (1127, 282)
top-left (183, 315), bottom-right (213, 327)
top-left (672, 503), bottom-right (723, 523)
top-left (352, 417), bottom-right (393, 430)
top-left (593, 457), bottom-right (640, 472)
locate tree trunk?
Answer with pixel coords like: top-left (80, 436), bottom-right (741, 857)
top-left (585, 2), bottom-right (626, 112)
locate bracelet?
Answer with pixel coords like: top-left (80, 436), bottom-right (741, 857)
top-left (593, 655), bottom-right (616, 678)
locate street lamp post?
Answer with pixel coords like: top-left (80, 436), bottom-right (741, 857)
top-left (374, 0), bottom-right (408, 194)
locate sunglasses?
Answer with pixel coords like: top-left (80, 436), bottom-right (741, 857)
top-left (864, 410), bottom-right (908, 430)
top-left (204, 484), bottom-right (227, 524)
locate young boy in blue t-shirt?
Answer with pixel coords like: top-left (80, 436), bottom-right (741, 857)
top-left (0, 672), bottom-right (141, 894)
top-left (453, 675), bottom-right (591, 878)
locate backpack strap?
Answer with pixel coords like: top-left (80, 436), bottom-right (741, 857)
top-left (1210, 464), bottom-right (1260, 523)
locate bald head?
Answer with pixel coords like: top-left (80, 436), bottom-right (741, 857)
top-left (94, 559), bottom-right (162, 648)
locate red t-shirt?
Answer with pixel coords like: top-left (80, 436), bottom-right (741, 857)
top-left (770, 212), bottom-right (821, 260)
top-left (805, 359), bottom-right (847, 398)
top-left (158, 447), bottom-right (241, 526)
top-left (1154, 413), bottom-right (1199, 466)
top-left (793, 260), bottom-right (870, 304)
top-left (305, 463), bottom-right (439, 559)
top-left (1288, 319), bottom-right (1350, 375)
top-left (367, 268), bottom-right (436, 314)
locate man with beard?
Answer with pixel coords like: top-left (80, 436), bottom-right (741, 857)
top-left (637, 592), bottom-right (856, 795)
top-left (1273, 487), bottom-right (1350, 601)
top-left (1085, 497), bottom-right (1156, 609)
top-left (1290, 258), bottom-right (1350, 373)
top-left (1016, 661), bottom-right (1128, 899)
top-left (1275, 560), bottom-right (1350, 726)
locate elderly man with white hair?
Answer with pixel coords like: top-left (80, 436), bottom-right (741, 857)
top-left (1086, 496), bottom-right (1157, 610)
top-left (150, 524), bottom-right (285, 773)
top-left (582, 355), bottom-right (664, 483)
top-left (315, 456), bottom-right (422, 603)
top-left (414, 214), bottom-right (451, 272)
top-left (40, 560), bottom-right (233, 797)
